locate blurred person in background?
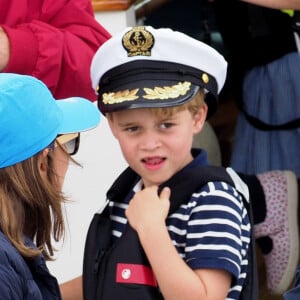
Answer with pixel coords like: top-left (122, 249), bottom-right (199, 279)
top-left (0, 0), bottom-right (111, 101)
top-left (212, 0), bottom-right (300, 295)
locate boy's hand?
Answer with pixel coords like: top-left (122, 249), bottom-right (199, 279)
top-left (125, 186), bottom-right (171, 233)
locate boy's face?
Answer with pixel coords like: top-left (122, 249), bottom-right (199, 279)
top-left (108, 105), bottom-right (207, 187)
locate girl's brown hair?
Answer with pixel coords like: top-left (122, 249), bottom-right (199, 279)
top-left (0, 149), bottom-right (66, 260)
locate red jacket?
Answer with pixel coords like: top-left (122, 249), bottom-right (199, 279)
top-left (1, 0), bottom-right (111, 101)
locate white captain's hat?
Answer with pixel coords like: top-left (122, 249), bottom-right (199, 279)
top-left (91, 26), bottom-right (227, 117)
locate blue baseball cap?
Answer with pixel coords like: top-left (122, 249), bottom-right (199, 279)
top-left (0, 73), bottom-right (101, 168)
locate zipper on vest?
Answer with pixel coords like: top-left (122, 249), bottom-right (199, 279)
top-left (93, 249), bottom-right (106, 274)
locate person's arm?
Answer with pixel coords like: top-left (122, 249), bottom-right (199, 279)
top-left (125, 186), bottom-right (231, 300)
top-left (240, 0), bottom-right (300, 10)
top-left (0, 27), bottom-right (10, 71)
top-left (60, 275), bottom-right (83, 300)
top-left (1, 0), bottom-right (111, 100)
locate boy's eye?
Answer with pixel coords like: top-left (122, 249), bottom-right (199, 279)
top-left (125, 126), bottom-right (139, 132)
top-left (160, 122), bottom-right (173, 129)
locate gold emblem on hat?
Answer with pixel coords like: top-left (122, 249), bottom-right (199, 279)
top-left (102, 89), bottom-right (139, 104)
top-left (143, 81), bottom-right (191, 100)
top-left (122, 26), bottom-right (154, 57)
top-left (201, 73), bottom-right (209, 84)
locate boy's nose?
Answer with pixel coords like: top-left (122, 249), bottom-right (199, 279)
top-left (139, 131), bottom-right (161, 150)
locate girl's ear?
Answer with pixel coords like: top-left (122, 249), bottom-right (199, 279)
top-left (193, 102), bottom-right (208, 134)
top-left (39, 148), bottom-right (50, 173)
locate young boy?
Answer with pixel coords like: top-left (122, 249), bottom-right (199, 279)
top-left (84, 26), bottom-right (251, 300)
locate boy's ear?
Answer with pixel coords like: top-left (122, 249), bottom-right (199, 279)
top-left (193, 103), bottom-right (208, 134)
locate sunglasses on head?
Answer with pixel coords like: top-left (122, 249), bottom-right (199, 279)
top-left (48, 133), bottom-right (80, 156)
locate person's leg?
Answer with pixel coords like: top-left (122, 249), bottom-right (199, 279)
top-left (240, 170), bottom-right (299, 295)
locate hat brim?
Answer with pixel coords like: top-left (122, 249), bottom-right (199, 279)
top-left (97, 60), bottom-right (218, 116)
top-left (56, 97), bottom-right (101, 134)
top-left (98, 79), bottom-right (200, 113)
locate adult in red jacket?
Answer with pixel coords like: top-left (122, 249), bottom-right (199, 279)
top-left (0, 0), bottom-right (111, 101)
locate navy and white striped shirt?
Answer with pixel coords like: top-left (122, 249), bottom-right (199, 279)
top-left (107, 151), bottom-right (251, 300)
